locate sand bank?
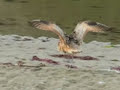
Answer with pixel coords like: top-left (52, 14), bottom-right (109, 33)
top-left (0, 35), bottom-right (120, 90)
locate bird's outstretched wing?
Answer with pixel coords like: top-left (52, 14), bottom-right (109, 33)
top-left (82, 20), bottom-right (110, 32)
top-left (29, 19), bottom-right (66, 42)
top-left (74, 20), bottom-right (110, 33)
top-left (73, 20), bottom-right (110, 42)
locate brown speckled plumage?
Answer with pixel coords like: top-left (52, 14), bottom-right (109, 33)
top-left (29, 19), bottom-right (110, 54)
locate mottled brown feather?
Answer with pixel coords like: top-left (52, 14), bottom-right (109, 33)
top-left (29, 20), bottom-right (65, 42)
top-left (29, 20), bottom-right (110, 54)
top-left (83, 21), bottom-right (110, 32)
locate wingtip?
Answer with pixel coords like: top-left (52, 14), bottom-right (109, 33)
top-left (107, 27), bottom-right (115, 31)
top-left (28, 19), bottom-right (41, 24)
top-left (32, 19), bottom-right (41, 22)
top-left (39, 20), bottom-right (50, 25)
top-left (28, 19), bottom-right (47, 27)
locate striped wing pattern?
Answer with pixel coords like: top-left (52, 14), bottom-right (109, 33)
top-left (29, 19), bottom-right (65, 41)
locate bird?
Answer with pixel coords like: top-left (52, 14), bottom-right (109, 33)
top-left (29, 20), bottom-right (110, 54)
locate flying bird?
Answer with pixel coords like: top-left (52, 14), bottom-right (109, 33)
top-left (29, 20), bottom-right (110, 54)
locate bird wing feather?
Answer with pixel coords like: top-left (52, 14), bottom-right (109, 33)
top-left (72, 20), bottom-right (110, 43)
top-left (83, 21), bottom-right (110, 32)
top-left (29, 19), bottom-right (66, 42)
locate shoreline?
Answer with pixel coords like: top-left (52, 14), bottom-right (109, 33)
top-left (0, 35), bottom-right (120, 90)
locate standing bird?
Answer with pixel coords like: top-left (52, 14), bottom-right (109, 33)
top-left (29, 20), bottom-right (110, 54)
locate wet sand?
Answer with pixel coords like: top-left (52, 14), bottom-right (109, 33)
top-left (0, 35), bottom-right (120, 90)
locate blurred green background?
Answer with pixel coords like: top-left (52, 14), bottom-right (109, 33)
top-left (0, 0), bottom-right (120, 44)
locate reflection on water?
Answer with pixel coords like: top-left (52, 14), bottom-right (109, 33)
top-left (0, 0), bottom-right (120, 44)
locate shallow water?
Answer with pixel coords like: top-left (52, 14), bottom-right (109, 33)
top-left (0, 0), bottom-right (120, 44)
